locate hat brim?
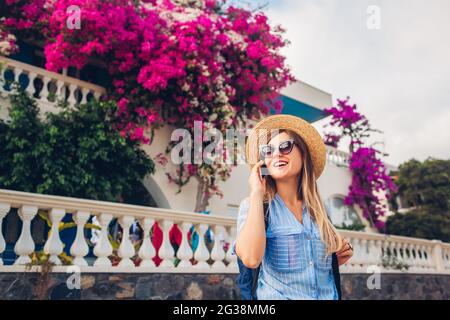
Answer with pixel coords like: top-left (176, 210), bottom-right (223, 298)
top-left (245, 114), bottom-right (326, 179)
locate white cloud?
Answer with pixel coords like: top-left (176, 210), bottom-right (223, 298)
top-left (266, 0), bottom-right (450, 165)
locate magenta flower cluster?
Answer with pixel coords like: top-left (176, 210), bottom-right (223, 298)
top-left (324, 98), bottom-right (397, 231)
top-left (4, 0), bottom-right (294, 141)
top-left (325, 98), bottom-right (366, 129)
top-left (344, 147), bottom-right (397, 230)
top-left (323, 133), bottom-right (341, 148)
top-left (324, 97), bottom-right (369, 151)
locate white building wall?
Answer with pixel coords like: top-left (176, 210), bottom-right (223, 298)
top-left (140, 125), bottom-right (198, 212)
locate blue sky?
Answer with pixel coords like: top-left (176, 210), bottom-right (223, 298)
top-left (241, 0), bottom-right (450, 166)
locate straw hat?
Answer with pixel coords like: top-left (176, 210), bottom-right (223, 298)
top-left (245, 114), bottom-right (326, 179)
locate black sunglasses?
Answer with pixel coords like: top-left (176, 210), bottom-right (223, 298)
top-left (259, 139), bottom-right (296, 159)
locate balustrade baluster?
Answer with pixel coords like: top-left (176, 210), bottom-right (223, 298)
top-left (25, 72), bottom-right (37, 96)
top-left (211, 225), bottom-right (226, 269)
top-left (176, 222), bottom-right (194, 268)
top-left (400, 242), bottom-right (411, 270)
top-left (39, 76), bottom-right (51, 102)
top-left (138, 217), bottom-right (156, 268)
top-left (193, 224), bottom-right (210, 269)
top-left (0, 203), bottom-right (10, 265)
top-left (67, 84), bottom-right (78, 106)
top-left (93, 213), bottom-right (113, 267)
top-left (70, 211), bottom-right (90, 267)
top-left (80, 88), bottom-right (89, 105)
top-left (93, 91), bottom-right (101, 100)
top-left (55, 80), bottom-right (65, 100)
top-left (0, 67), bottom-right (7, 94)
top-left (43, 208), bottom-right (65, 265)
top-left (225, 226), bottom-right (237, 269)
top-left (158, 220), bottom-right (175, 268)
top-left (359, 239), bottom-right (368, 272)
top-left (118, 216), bottom-right (136, 267)
top-left (13, 67), bottom-right (22, 85)
top-left (14, 205), bottom-right (38, 265)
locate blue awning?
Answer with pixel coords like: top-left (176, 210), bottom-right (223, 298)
top-left (271, 95), bottom-right (327, 123)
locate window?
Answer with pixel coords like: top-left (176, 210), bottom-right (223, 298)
top-left (324, 196), bottom-right (364, 230)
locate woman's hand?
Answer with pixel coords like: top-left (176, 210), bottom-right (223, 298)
top-left (248, 160), bottom-right (267, 198)
top-left (336, 238), bottom-right (354, 266)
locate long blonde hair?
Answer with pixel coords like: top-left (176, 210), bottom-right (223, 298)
top-left (263, 129), bottom-right (343, 254)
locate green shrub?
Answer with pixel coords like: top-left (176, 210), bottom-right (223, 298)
top-left (386, 209), bottom-right (450, 243)
top-left (336, 221), bottom-right (366, 232)
top-left (391, 158), bottom-right (450, 213)
top-left (0, 86), bottom-right (155, 204)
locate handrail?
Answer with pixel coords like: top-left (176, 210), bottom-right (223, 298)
top-left (0, 188), bottom-right (235, 226)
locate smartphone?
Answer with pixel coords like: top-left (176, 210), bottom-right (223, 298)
top-left (259, 157), bottom-right (270, 177)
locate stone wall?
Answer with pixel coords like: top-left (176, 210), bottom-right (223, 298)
top-left (341, 273), bottom-right (449, 300)
top-left (0, 272), bottom-right (448, 300)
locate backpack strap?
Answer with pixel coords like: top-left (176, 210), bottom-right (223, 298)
top-left (331, 252), bottom-right (342, 300)
top-left (263, 201), bottom-right (269, 230)
top-left (250, 201), bottom-right (269, 299)
top-left (325, 211), bottom-right (342, 300)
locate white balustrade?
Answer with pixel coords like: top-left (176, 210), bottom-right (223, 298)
top-left (176, 222), bottom-right (193, 268)
top-left (0, 188), bottom-right (449, 274)
top-left (340, 231), bottom-right (450, 274)
top-left (418, 244), bottom-right (430, 271)
top-left (326, 146), bottom-right (351, 167)
top-left (225, 226), bottom-right (238, 269)
top-left (158, 220), bottom-right (175, 268)
top-left (93, 213), bottom-right (113, 267)
top-left (406, 243), bottom-right (418, 272)
top-left (0, 56), bottom-right (106, 110)
top-left (25, 72), bottom-right (37, 96)
top-left (394, 242), bottom-right (404, 265)
top-left (418, 244), bottom-right (428, 271)
top-left (418, 244), bottom-right (429, 270)
top-left (193, 224), bottom-right (211, 269)
top-left (14, 205), bottom-right (38, 265)
top-left (0, 203), bottom-right (11, 265)
top-left (442, 244), bottom-right (450, 271)
top-left (138, 217), bottom-right (156, 268)
top-left (43, 208), bottom-right (65, 265)
top-left (40, 76), bottom-right (51, 103)
top-left (366, 239), bottom-right (381, 267)
top-left (70, 210), bottom-right (91, 266)
top-left (0, 67), bottom-right (8, 96)
top-left (117, 215), bottom-right (136, 267)
top-left (210, 225), bottom-right (226, 270)
top-left (404, 243), bottom-right (415, 269)
top-left (431, 240), bottom-right (445, 272)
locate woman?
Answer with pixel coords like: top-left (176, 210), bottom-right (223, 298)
top-left (233, 114), bottom-right (354, 300)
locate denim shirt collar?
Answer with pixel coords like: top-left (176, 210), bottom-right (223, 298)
top-left (272, 193), bottom-right (318, 236)
top-left (274, 193), bottom-right (307, 211)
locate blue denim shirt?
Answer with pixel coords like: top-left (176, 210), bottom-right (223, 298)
top-left (232, 193), bottom-right (338, 300)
